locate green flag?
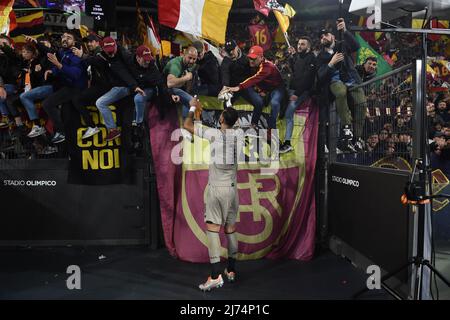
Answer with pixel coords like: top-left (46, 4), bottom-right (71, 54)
top-left (355, 33), bottom-right (392, 77)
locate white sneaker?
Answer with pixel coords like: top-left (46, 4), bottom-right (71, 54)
top-left (27, 125), bottom-right (46, 138)
top-left (198, 275), bottom-right (224, 291)
top-left (82, 127), bottom-right (100, 140)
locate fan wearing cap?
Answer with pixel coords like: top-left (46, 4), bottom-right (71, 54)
top-left (94, 37), bottom-right (146, 142)
top-left (316, 18), bottom-right (366, 153)
top-left (84, 34), bottom-right (101, 54)
top-left (225, 45), bottom-right (285, 130)
top-left (220, 40), bottom-right (252, 96)
top-left (129, 45), bottom-right (161, 128)
top-left (40, 30), bottom-right (88, 144)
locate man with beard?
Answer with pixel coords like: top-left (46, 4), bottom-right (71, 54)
top-left (192, 41), bottom-right (221, 97)
top-left (220, 40), bottom-right (252, 103)
top-left (41, 30), bottom-right (88, 144)
top-left (317, 18), bottom-right (366, 153)
top-left (280, 36), bottom-right (317, 154)
top-left (163, 45), bottom-right (198, 118)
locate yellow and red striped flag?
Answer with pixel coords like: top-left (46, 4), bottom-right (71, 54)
top-left (158, 0), bottom-right (233, 44)
top-left (9, 10), bottom-right (44, 44)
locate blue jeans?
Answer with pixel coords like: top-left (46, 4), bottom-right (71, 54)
top-left (171, 88), bottom-right (193, 119)
top-left (96, 87), bottom-right (130, 129)
top-left (0, 84), bottom-right (16, 116)
top-left (134, 88), bottom-right (154, 124)
top-left (20, 85), bottom-right (54, 121)
top-left (284, 90), bottom-right (310, 141)
top-left (241, 86), bottom-right (285, 129)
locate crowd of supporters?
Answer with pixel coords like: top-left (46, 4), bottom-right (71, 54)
top-left (1, 15), bottom-right (450, 165)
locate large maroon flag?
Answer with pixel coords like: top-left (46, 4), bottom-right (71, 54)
top-left (149, 99), bottom-right (318, 262)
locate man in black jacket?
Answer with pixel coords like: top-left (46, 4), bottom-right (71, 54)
top-left (280, 36), bottom-right (317, 153)
top-left (220, 40), bottom-right (252, 96)
top-left (130, 45), bottom-right (161, 125)
top-left (94, 37), bottom-right (145, 141)
top-left (356, 56), bottom-right (377, 82)
top-left (71, 33), bottom-right (112, 140)
top-left (317, 18), bottom-right (366, 152)
top-left (128, 45), bottom-right (162, 151)
top-left (192, 41), bottom-right (221, 96)
top-left (0, 36), bottom-right (22, 129)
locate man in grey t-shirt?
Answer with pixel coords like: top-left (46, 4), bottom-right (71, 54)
top-left (184, 100), bottom-right (240, 291)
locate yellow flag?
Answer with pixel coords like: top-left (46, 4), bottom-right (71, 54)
top-left (274, 10), bottom-right (289, 33)
top-left (161, 40), bottom-right (172, 57)
top-left (274, 27), bottom-right (285, 43)
top-left (79, 25), bottom-right (89, 39)
top-left (412, 19), bottom-right (424, 29)
top-left (284, 3), bottom-right (296, 18)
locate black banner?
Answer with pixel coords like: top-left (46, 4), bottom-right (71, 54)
top-left (63, 98), bottom-right (133, 185)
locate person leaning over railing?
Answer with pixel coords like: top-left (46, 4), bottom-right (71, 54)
top-left (316, 18), bottom-right (366, 153)
top-left (192, 41), bottom-right (221, 97)
top-left (163, 45), bottom-right (198, 119)
top-left (279, 36), bottom-right (317, 154)
top-left (94, 37), bottom-right (146, 142)
top-left (19, 40), bottom-right (55, 139)
top-left (223, 45), bottom-right (286, 131)
top-left (219, 39), bottom-right (253, 105)
top-left (0, 36), bottom-right (25, 133)
top-left (127, 45), bottom-right (162, 151)
top-left (40, 30), bottom-right (88, 144)
top-left (71, 33), bottom-right (112, 140)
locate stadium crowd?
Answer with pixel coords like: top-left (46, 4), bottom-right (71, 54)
top-left (1, 14), bottom-right (450, 166)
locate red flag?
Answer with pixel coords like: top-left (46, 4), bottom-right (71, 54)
top-left (249, 24), bottom-right (272, 51)
top-left (253, 0), bottom-right (270, 17)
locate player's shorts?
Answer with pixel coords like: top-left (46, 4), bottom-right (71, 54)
top-left (204, 184), bottom-right (238, 226)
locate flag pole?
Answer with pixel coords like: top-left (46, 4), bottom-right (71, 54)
top-left (283, 31), bottom-right (291, 47)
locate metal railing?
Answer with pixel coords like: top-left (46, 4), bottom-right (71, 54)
top-left (328, 64), bottom-right (415, 171)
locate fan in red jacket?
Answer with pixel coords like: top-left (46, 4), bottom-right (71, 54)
top-left (225, 45), bottom-right (285, 130)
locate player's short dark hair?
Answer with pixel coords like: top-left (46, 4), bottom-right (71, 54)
top-left (222, 107), bottom-right (238, 127)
